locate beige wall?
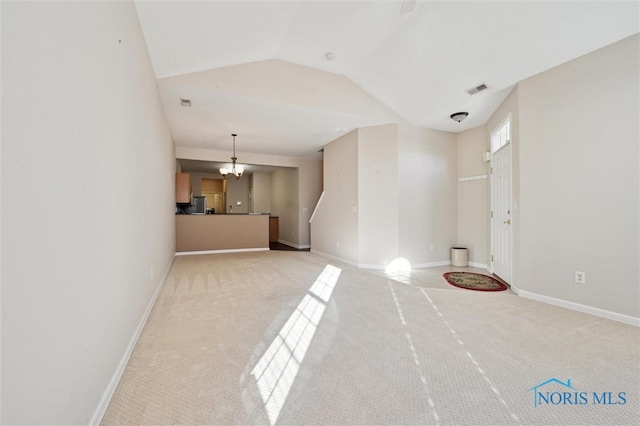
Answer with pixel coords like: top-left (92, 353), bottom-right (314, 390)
top-left (2, 2), bottom-right (175, 423)
top-left (297, 159), bottom-right (323, 248)
top-left (313, 122), bottom-right (458, 268)
top-left (311, 130), bottom-right (359, 263)
top-left (358, 124), bottom-right (399, 267)
top-left (398, 124), bottom-right (458, 266)
top-left (252, 172), bottom-right (272, 213)
top-left (226, 174), bottom-right (250, 213)
top-left (517, 34), bottom-right (639, 318)
top-left (176, 147), bottom-right (322, 247)
top-left (176, 145), bottom-right (319, 168)
top-left (456, 125), bottom-right (489, 266)
top-left (271, 167), bottom-right (299, 246)
top-left (189, 171), bottom-right (274, 214)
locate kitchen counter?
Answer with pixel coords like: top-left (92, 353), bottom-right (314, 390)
top-left (175, 213), bottom-right (277, 217)
top-left (175, 214), bottom-right (269, 253)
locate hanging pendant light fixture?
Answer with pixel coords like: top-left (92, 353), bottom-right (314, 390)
top-left (220, 133), bottom-right (244, 180)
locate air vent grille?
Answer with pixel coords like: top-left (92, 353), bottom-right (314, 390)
top-left (400, 0), bottom-right (416, 14)
top-left (467, 84), bottom-right (488, 95)
top-left (180, 98), bottom-right (192, 107)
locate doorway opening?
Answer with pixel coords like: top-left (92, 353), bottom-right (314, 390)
top-left (201, 178), bottom-right (225, 214)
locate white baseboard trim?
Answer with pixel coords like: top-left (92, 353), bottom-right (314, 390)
top-left (175, 248), bottom-right (269, 256)
top-left (359, 261), bottom-right (488, 271)
top-left (277, 239), bottom-right (310, 249)
top-left (413, 261), bottom-right (451, 268)
top-left (311, 256), bottom-right (467, 271)
top-left (517, 289), bottom-right (640, 327)
top-left (357, 263), bottom-right (385, 270)
top-left (310, 249), bottom-right (357, 267)
top-left (90, 256), bottom-right (174, 425)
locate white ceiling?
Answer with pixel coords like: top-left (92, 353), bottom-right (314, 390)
top-left (134, 0), bottom-right (639, 158)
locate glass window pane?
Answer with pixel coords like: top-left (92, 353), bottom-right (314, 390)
top-left (491, 118), bottom-right (511, 153)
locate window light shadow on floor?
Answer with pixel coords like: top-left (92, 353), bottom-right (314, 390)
top-left (385, 257), bottom-right (412, 276)
top-left (250, 264), bottom-right (342, 425)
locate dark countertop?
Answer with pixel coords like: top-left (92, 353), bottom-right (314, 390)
top-left (176, 213), bottom-right (278, 217)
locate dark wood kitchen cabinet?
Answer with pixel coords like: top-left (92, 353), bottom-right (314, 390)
top-left (269, 217), bottom-right (279, 242)
top-left (175, 173), bottom-right (191, 203)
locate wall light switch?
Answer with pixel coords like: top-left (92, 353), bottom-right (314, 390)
top-left (236, 201), bottom-right (242, 206)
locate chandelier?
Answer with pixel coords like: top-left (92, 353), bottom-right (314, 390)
top-left (219, 133), bottom-right (244, 179)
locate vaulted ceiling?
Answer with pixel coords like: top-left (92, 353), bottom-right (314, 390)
top-left (134, 0), bottom-right (639, 158)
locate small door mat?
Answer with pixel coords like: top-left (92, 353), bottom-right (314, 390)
top-left (443, 272), bottom-right (508, 292)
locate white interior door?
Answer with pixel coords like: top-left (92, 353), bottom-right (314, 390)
top-left (491, 143), bottom-right (512, 283)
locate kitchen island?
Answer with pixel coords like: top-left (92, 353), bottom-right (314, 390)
top-left (175, 214), bottom-right (269, 253)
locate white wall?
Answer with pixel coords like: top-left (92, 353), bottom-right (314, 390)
top-left (2, 2), bottom-right (175, 424)
top-left (517, 34), bottom-right (639, 318)
top-left (398, 124), bottom-right (458, 266)
top-left (456, 125), bottom-right (489, 266)
top-left (358, 124), bottom-right (399, 267)
top-left (311, 130), bottom-right (359, 263)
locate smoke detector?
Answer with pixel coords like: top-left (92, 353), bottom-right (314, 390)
top-left (180, 98), bottom-right (192, 107)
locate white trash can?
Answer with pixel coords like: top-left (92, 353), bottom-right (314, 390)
top-left (451, 247), bottom-right (469, 267)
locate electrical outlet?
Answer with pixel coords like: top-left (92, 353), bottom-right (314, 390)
top-left (574, 271), bottom-right (586, 284)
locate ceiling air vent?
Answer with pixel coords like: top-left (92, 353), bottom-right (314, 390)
top-left (467, 84), bottom-right (488, 95)
top-left (400, 0), bottom-right (416, 14)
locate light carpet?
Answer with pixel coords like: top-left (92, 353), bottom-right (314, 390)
top-left (101, 251), bottom-right (639, 425)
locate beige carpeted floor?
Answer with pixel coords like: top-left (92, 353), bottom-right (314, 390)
top-left (102, 251), bottom-right (639, 425)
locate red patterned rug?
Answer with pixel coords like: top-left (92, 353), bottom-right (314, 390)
top-left (443, 272), bottom-right (508, 292)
